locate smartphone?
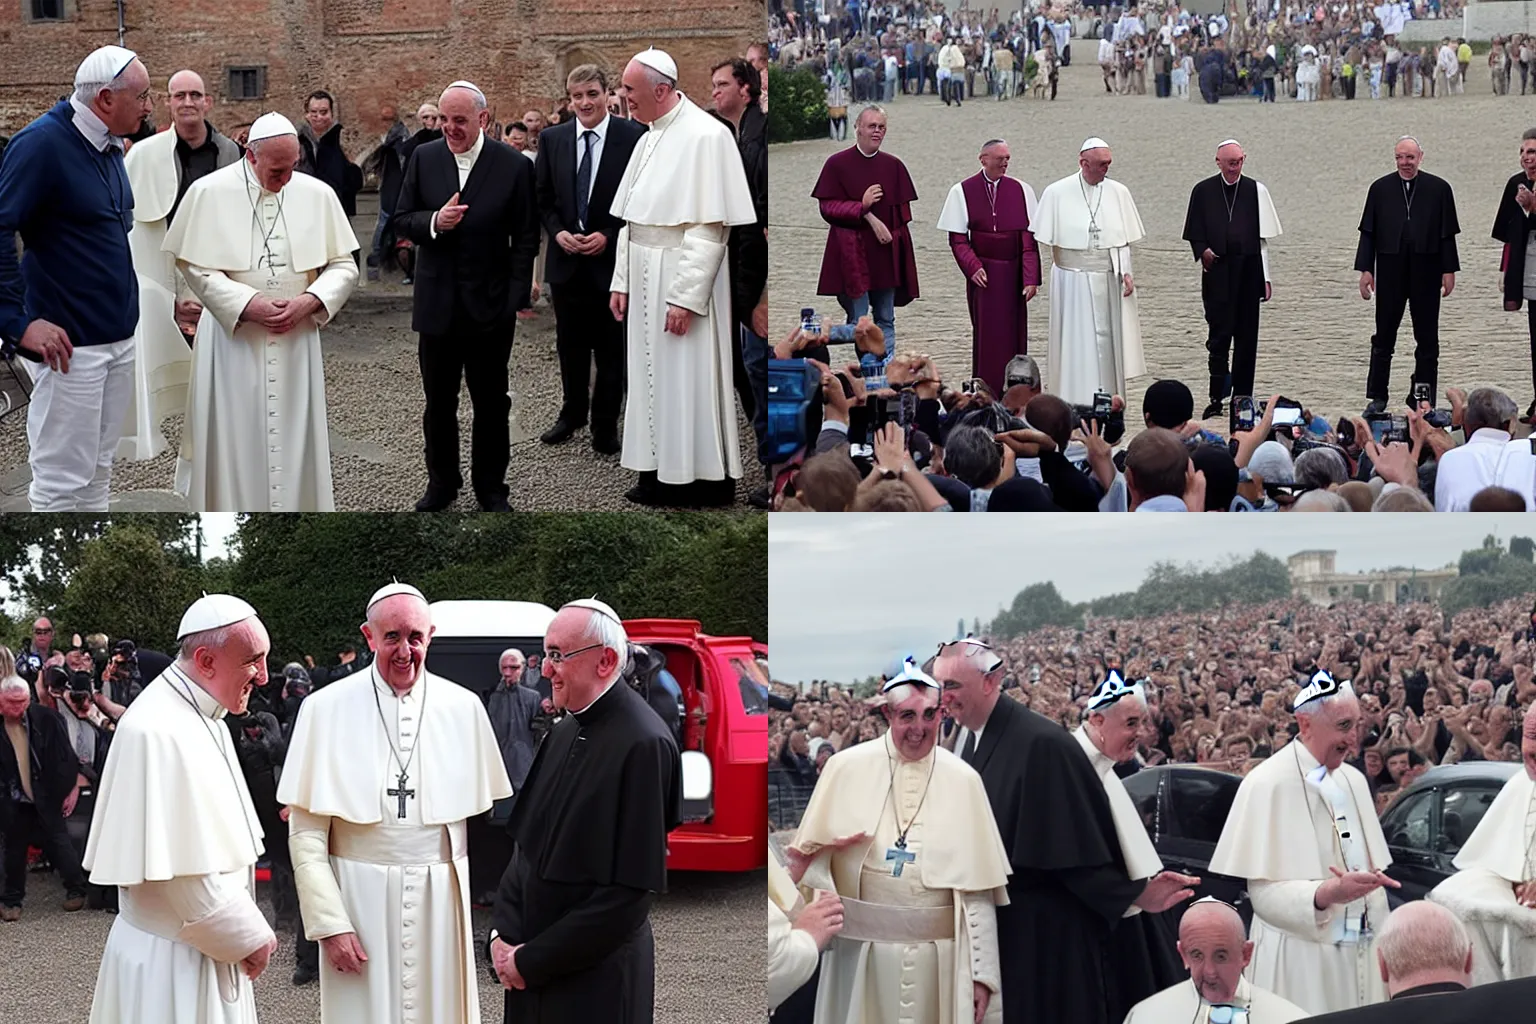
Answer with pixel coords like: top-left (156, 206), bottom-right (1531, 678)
top-left (961, 378), bottom-right (987, 395)
top-left (1412, 381), bottom-right (1431, 406)
top-left (1234, 395), bottom-right (1256, 432)
top-left (1269, 404), bottom-right (1304, 427)
top-left (1093, 390), bottom-right (1113, 419)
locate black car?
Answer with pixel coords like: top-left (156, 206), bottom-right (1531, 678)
top-left (1121, 764), bottom-right (1251, 926)
top-left (1120, 760), bottom-right (1522, 921)
top-left (1379, 761), bottom-right (1520, 905)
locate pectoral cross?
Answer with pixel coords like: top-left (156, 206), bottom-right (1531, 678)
top-left (1088, 225), bottom-right (1102, 251)
top-left (885, 845), bottom-right (916, 877)
top-left (388, 770), bottom-right (415, 819)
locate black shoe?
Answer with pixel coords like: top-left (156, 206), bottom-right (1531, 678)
top-left (400, 275), bottom-right (413, 285)
top-left (414, 485), bottom-right (458, 512)
top-left (539, 418), bottom-right (583, 445)
top-left (625, 484), bottom-right (665, 506)
top-left (293, 966), bottom-right (317, 986)
top-left (748, 484), bottom-right (772, 509)
top-left (1363, 399), bottom-right (1387, 417)
top-left (478, 494), bottom-right (511, 512)
top-left (1202, 400), bottom-right (1223, 420)
top-left (591, 428), bottom-right (621, 455)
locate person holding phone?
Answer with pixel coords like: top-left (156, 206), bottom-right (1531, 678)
top-left (1492, 128), bottom-right (1536, 423)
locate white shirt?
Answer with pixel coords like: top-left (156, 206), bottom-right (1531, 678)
top-left (430, 129), bottom-right (484, 237)
top-left (572, 113), bottom-right (610, 216)
top-left (1434, 428), bottom-right (1536, 511)
top-left (69, 96), bottom-right (122, 153)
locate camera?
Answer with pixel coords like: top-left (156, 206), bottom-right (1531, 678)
top-left (1364, 411), bottom-right (1408, 445)
top-left (799, 307), bottom-right (823, 337)
top-left (1072, 390), bottom-right (1114, 427)
top-left (960, 378), bottom-right (988, 395)
top-left (1335, 416), bottom-right (1356, 447)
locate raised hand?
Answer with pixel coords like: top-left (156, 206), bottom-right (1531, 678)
top-left (1316, 866), bottom-right (1400, 908)
top-left (1135, 870), bottom-right (1200, 913)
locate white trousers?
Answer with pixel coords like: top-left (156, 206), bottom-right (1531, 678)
top-left (26, 337), bottom-right (136, 511)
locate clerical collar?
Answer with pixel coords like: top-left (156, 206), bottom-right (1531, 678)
top-left (454, 128), bottom-right (485, 165)
top-left (1390, 981), bottom-right (1467, 1000)
top-left (981, 171), bottom-right (1000, 185)
top-left (650, 93), bottom-right (688, 132)
top-left (372, 663), bottom-right (422, 700)
top-left (1221, 173), bottom-right (1241, 187)
top-left (168, 664), bottom-right (229, 720)
top-left (856, 144), bottom-right (879, 159)
top-left (69, 96), bottom-right (123, 153)
top-left (883, 727), bottom-right (935, 768)
top-left (571, 678), bottom-right (620, 718)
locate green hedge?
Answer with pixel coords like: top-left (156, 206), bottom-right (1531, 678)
top-left (768, 64), bottom-right (830, 144)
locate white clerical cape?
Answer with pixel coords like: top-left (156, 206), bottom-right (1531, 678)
top-left (1122, 976), bottom-right (1308, 1024)
top-left (122, 129), bottom-right (200, 462)
top-left (1428, 768), bottom-right (1536, 984)
top-left (162, 159), bottom-right (358, 512)
top-left (1208, 741), bottom-right (1391, 1015)
top-left (277, 667), bottom-right (511, 1024)
top-left (1073, 726), bottom-right (1163, 911)
top-left (769, 853), bottom-right (821, 1011)
top-left (608, 94), bottom-right (756, 485)
top-left (1032, 172), bottom-right (1147, 405)
top-left (935, 175), bottom-right (1038, 235)
top-left (792, 734), bottom-right (1010, 1024)
top-left (84, 668), bottom-right (275, 1024)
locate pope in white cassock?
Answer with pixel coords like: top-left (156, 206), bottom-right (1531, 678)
top-left (118, 73), bottom-right (241, 461)
top-left (1031, 138), bottom-right (1147, 406)
top-left (608, 47), bottom-right (757, 508)
top-left (1427, 704), bottom-right (1536, 984)
top-left (1208, 671), bottom-right (1400, 1015)
top-left (162, 111), bottom-right (358, 512)
top-left (1122, 898), bottom-right (1308, 1024)
top-left (84, 594), bottom-right (279, 1024)
top-left (277, 581), bottom-right (512, 1024)
top-left (787, 659), bottom-right (1010, 1024)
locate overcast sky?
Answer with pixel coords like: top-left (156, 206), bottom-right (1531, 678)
top-left (769, 515), bottom-right (1534, 684)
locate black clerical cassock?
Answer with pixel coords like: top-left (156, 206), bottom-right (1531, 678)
top-left (1355, 169), bottom-right (1460, 406)
top-left (491, 679), bottom-right (682, 1023)
top-left (962, 694), bottom-right (1181, 1024)
top-left (1182, 172), bottom-right (1279, 414)
top-left (1491, 168), bottom-right (1536, 407)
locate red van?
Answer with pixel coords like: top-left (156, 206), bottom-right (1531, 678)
top-left (426, 602), bottom-right (767, 873)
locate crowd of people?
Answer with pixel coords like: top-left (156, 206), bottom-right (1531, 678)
top-left (0, 41), bottom-right (769, 511)
top-left (768, 591), bottom-right (1536, 1023)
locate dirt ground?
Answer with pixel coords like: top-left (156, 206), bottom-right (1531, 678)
top-left (769, 61), bottom-right (1534, 434)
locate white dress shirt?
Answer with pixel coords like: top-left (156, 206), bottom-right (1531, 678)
top-left (429, 129), bottom-right (485, 237)
top-left (573, 114), bottom-right (610, 211)
top-left (69, 96), bottom-right (122, 153)
top-left (1434, 428), bottom-right (1536, 511)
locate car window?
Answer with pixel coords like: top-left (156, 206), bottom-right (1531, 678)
top-left (1122, 770), bottom-right (1161, 837)
top-left (1168, 771), bottom-right (1240, 845)
top-left (732, 657), bottom-right (769, 716)
top-left (1383, 789), bottom-right (1434, 851)
top-left (1440, 785), bottom-right (1500, 855)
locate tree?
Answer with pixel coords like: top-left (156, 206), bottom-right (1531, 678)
top-left (54, 527), bottom-right (200, 653)
top-left (989, 581), bottom-right (1081, 638)
top-left (0, 514), bottom-right (200, 614)
top-left (1441, 544), bottom-right (1536, 617)
top-left (1512, 536), bottom-right (1534, 563)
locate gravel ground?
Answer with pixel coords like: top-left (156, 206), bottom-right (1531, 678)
top-left (769, 62), bottom-right (1536, 436)
top-left (2, 866), bottom-right (765, 1023)
top-left (0, 197), bottom-right (759, 512)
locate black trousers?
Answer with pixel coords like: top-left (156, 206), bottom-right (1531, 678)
top-left (1367, 252), bottom-right (1442, 403)
top-left (418, 320), bottom-right (515, 501)
top-left (551, 276), bottom-right (626, 433)
top-left (2, 801), bottom-right (87, 906)
top-left (1526, 301), bottom-right (1536, 396)
top-left (1204, 260), bottom-right (1264, 403)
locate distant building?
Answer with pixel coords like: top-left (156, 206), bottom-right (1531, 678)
top-left (1288, 549), bottom-right (1457, 607)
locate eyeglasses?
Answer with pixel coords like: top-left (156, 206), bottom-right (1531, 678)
top-left (33, 628), bottom-right (52, 634)
top-left (543, 642), bottom-right (604, 666)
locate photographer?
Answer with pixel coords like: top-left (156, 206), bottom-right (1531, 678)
top-left (275, 663), bottom-right (314, 742)
top-left (15, 617), bottom-right (56, 691)
top-left (1, 653), bottom-right (89, 920)
top-left (44, 667), bottom-right (111, 786)
top-left (96, 639), bottom-right (163, 717)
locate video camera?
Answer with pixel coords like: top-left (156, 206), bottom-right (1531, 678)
top-left (108, 639), bottom-right (143, 703)
top-left (1069, 390), bottom-right (1125, 445)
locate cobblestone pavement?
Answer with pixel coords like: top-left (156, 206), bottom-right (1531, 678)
top-left (0, 197), bottom-right (758, 512)
top-left (770, 62), bottom-right (1532, 434)
top-left (1, 866), bottom-right (765, 1023)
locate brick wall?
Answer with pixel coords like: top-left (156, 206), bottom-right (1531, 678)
top-left (0, 0), bottom-right (766, 154)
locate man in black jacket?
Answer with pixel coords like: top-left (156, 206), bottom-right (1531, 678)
top-left (712, 57), bottom-right (771, 504)
top-left (363, 103), bottom-right (411, 281)
top-left (297, 90), bottom-right (362, 217)
top-left (0, 676), bottom-right (89, 920)
top-left (533, 64), bottom-right (646, 454)
top-left (395, 81), bottom-right (540, 512)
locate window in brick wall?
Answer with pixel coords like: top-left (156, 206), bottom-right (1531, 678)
top-left (28, 0), bottom-right (68, 20)
top-left (228, 66), bottom-right (267, 101)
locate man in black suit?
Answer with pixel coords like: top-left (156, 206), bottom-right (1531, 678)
top-left (394, 81), bottom-right (540, 511)
top-left (1304, 901), bottom-right (1536, 1024)
top-left (534, 64), bottom-right (646, 453)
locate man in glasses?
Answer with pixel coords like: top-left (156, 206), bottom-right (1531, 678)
top-left (937, 643), bottom-right (1196, 1024)
top-left (1210, 670), bottom-right (1401, 1015)
top-left (490, 598), bottom-right (681, 1024)
top-left (787, 657), bottom-right (1008, 1024)
top-left (17, 618), bottom-right (57, 688)
top-left (1424, 703), bottom-right (1536, 984)
top-left (1124, 897), bottom-right (1307, 1024)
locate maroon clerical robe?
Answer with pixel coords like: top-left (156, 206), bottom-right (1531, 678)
top-left (812, 146), bottom-right (920, 306)
top-left (945, 172), bottom-right (1041, 395)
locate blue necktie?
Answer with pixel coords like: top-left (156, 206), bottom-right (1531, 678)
top-left (576, 130), bottom-right (595, 231)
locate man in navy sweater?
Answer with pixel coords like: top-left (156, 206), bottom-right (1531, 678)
top-left (0, 45), bottom-right (151, 510)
